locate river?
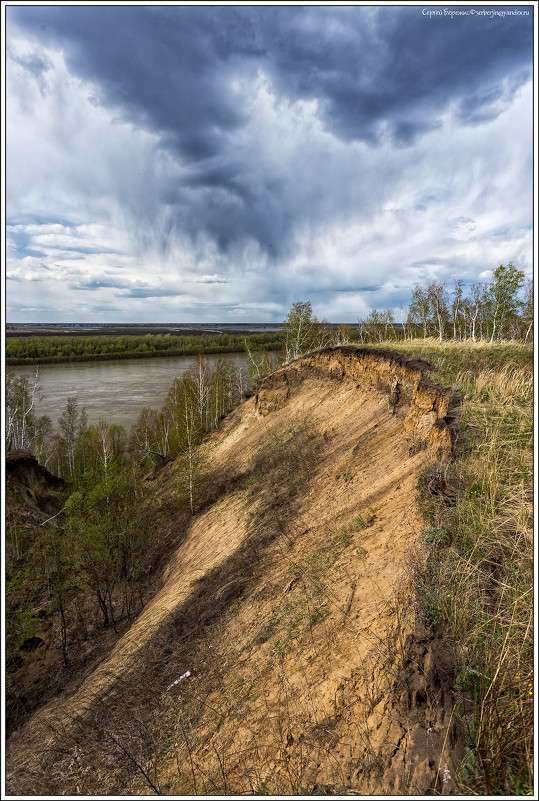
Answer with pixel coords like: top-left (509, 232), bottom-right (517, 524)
top-left (10, 353), bottom-right (251, 431)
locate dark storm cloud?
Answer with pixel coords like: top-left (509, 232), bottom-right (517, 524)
top-left (9, 6), bottom-right (531, 236)
top-left (10, 6), bottom-right (531, 147)
top-left (246, 6), bottom-right (532, 142)
top-left (8, 6), bottom-right (256, 157)
top-left (154, 161), bottom-right (288, 254)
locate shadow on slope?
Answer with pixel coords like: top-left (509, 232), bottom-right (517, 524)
top-left (6, 347), bottom-right (463, 796)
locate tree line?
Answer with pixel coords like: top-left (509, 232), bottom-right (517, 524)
top-left (359, 264), bottom-right (532, 344)
top-left (6, 330), bottom-right (284, 364)
top-left (278, 264), bottom-right (532, 359)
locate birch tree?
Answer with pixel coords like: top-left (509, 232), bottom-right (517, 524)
top-left (427, 281), bottom-right (449, 343)
top-left (283, 301), bottom-right (327, 362)
top-left (408, 286), bottom-right (431, 339)
top-left (486, 263), bottom-right (525, 341)
top-left (521, 278), bottom-right (533, 343)
top-left (5, 370), bottom-right (42, 452)
top-left (468, 282), bottom-right (485, 342)
top-left (58, 397), bottom-right (81, 476)
top-left (451, 280), bottom-right (463, 340)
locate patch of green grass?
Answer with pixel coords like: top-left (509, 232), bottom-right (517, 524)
top-left (303, 527), bottom-right (368, 576)
top-left (340, 508), bottom-right (377, 534)
top-left (330, 530), bottom-right (354, 548)
top-left (270, 636), bottom-right (290, 661)
top-left (255, 776), bottom-right (270, 795)
top-left (308, 605), bottom-right (330, 626)
top-left (304, 532), bottom-right (351, 572)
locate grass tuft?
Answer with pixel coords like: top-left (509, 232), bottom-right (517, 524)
top-left (375, 339), bottom-right (533, 795)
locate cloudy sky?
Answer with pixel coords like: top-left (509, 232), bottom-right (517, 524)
top-left (4, 3), bottom-right (534, 323)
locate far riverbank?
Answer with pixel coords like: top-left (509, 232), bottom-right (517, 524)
top-left (6, 345), bottom-right (280, 367)
top-left (6, 329), bottom-right (284, 366)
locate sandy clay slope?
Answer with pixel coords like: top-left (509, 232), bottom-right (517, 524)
top-left (5, 347), bottom-right (464, 796)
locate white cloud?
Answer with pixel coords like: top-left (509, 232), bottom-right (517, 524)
top-left (5, 26), bottom-right (533, 323)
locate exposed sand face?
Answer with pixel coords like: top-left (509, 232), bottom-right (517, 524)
top-left (6, 347), bottom-right (461, 796)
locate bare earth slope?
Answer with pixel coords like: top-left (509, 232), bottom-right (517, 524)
top-left (6, 347), bottom-right (463, 796)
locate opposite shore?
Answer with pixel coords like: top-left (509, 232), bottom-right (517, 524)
top-left (6, 345), bottom-right (281, 368)
top-left (6, 330), bottom-right (284, 367)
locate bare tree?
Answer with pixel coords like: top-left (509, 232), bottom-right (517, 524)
top-left (468, 282), bottom-right (485, 341)
top-left (451, 280), bottom-right (463, 340)
top-left (427, 281), bottom-right (449, 343)
top-left (5, 369), bottom-right (42, 451)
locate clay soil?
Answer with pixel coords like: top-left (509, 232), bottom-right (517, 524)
top-left (5, 347), bottom-right (463, 796)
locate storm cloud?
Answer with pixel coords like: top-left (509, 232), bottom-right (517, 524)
top-left (5, 4), bottom-right (533, 322)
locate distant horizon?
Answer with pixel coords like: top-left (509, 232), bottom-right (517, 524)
top-left (5, 321), bottom-right (284, 326)
top-left (6, 321), bottom-right (364, 328)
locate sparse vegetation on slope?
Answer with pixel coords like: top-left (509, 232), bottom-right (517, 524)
top-left (370, 338), bottom-right (533, 794)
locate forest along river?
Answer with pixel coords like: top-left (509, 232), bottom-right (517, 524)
top-left (10, 353), bottom-right (250, 431)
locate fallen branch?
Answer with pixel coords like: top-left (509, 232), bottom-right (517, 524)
top-left (135, 449), bottom-right (170, 461)
top-left (40, 508), bottom-right (66, 526)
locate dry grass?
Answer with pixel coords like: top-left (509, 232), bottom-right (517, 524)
top-left (372, 338), bottom-right (533, 794)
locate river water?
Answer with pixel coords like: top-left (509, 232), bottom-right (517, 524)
top-left (10, 353), bottom-right (250, 431)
